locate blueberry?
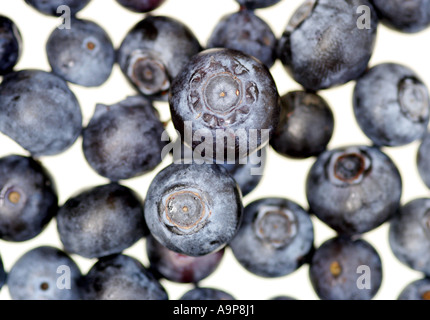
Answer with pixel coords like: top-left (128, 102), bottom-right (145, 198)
top-left (82, 254), bottom-right (168, 300)
top-left (235, 0), bottom-right (282, 10)
top-left (271, 296), bottom-right (297, 300)
top-left (207, 9), bottom-right (277, 69)
top-left (46, 18), bottom-right (115, 87)
top-left (24, 0), bottom-right (92, 16)
top-left (398, 277), bottom-right (430, 300)
top-left (118, 15), bottom-right (201, 100)
top-left (309, 237), bottom-right (383, 300)
top-left (180, 287), bottom-right (235, 300)
top-left (270, 90), bottom-right (334, 159)
top-left (144, 163), bottom-right (243, 257)
top-left (169, 48), bottom-right (280, 162)
top-left (0, 155), bottom-right (58, 242)
top-left (372, 0), bottom-right (430, 33)
top-left (116, 0), bottom-right (166, 13)
top-left (83, 96), bottom-right (168, 181)
top-left (7, 246), bottom-right (82, 300)
top-left (353, 63), bottom-right (430, 147)
top-left (278, 0), bottom-right (378, 91)
top-left (306, 145), bottom-right (402, 236)
top-left (0, 16), bottom-right (22, 75)
top-left (417, 131), bottom-right (430, 189)
top-left (57, 183), bottom-right (147, 259)
top-left (229, 197), bottom-right (314, 278)
top-left (0, 253), bottom-right (6, 291)
top-left (389, 198), bottom-right (430, 276)
top-left (0, 69), bottom-right (83, 156)
top-left (146, 234), bottom-right (225, 284)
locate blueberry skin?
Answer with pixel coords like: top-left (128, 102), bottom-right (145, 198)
top-left (0, 155), bottom-right (58, 242)
top-left (57, 183), bottom-right (147, 259)
top-left (353, 63), bottom-right (430, 147)
top-left (417, 131), bottom-right (430, 189)
top-left (7, 246), bottom-right (82, 300)
top-left (371, 0), bottom-right (430, 33)
top-left (309, 237), bottom-right (383, 300)
top-left (306, 145), bottom-right (402, 236)
top-left (0, 254), bottom-right (6, 291)
top-left (118, 15), bottom-right (201, 99)
top-left (270, 90), bottom-right (334, 159)
top-left (24, 0), bottom-right (92, 16)
top-left (0, 16), bottom-right (22, 75)
top-left (116, 0), bottom-right (166, 13)
top-left (83, 96), bottom-right (167, 181)
top-left (146, 234), bottom-right (225, 284)
top-left (389, 198), bottom-right (430, 276)
top-left (235, 0), bottom-right (282, 10)
top-left (207, 9), bottom-right (277, 69)
top-left (82, 254), bottom-right (168, 300)
top-left (46, 18), bottom-right (115, 87)
top-left (169, 48), bottom-right (280, 162)
top-left (398, 278), bottom-right (430, 300)
top-left (271, 296), bottom-right (297, 300)
top-left (144, 163), bottom-right (243, 257)
top-left (278, 0), bottom-right (378, 91)
top-left (0, 70), bottom-right (83, 157)
top-left (229, 198), bottom-right (314, 278)
top-left (180, 287), bottom-right (235, 300)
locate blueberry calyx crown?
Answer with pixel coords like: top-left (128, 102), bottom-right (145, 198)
top-left (188, 55), bottom-right (258, 128)
top-left (0, 185), bottom-right (24, 207)
top-left (330, 261), bottom-right (342, 278)
top-left (328, 147), bottom-right (371, 186)
top-left (161, 187), bottom-right (210, 235)
top-left (422, 291), bottom-right (430, 300)
top-left (253, 205), bottom-right (298, 248)
top-left (398, 77), bottom-right (429, 122)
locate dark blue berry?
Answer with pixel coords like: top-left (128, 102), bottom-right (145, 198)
top-left (146, 234), bottom-right (225, 284)
top-left (0, 16), bottom-right (22, 75)
top-left (0, 69), bottom-right (83, 156)
top-left (46, 18), bottom-right (115, 87)
top-left (144, 163), bottom-right (243, 257)
top-left (372, 0), bottom-right (430, 33)
top-left (278, 0), bottom-right (378, 91)
top-left (207, 9), bottom-right (277, 69)
top-left (7, 246), bottom-right (82, 300)
top-left (169, 48), bottom-right (280, 162)
top-left (398, 277), bottom-right (430, 300)
top-left (229, 197), bottom-right (314, 278)
top-left (0, 253), bottom-right (5, 291)
top-left (306, 145), bottom-right (402, 236)
top-left (180, 287), bottom-right (235, 300)
top-left (116, 0), bottom-right (166, 12)
top-left (83, 96), bottom-right (168, 181)
top-left (353, 63), bottom-right (430, 147)
top-left (82, 254), bottom-right (168, 300)
top-left (389, 198), bottom-right (430, 276)
top-left (118, 15), bottom-right (201, 100)
top-left (0, 155), bottom-right (58, 242)
top-left (417, 131), bottom-right (430, 189)
top-left (309, 237), bottom-right (383, 300)
top-left (24, 0), bottom-right (92, 16)
top-left (57, 183), bottom-right (147, 259)
top-left (270, 90), bottom-right (334, 159)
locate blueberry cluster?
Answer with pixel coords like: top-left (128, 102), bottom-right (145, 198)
top-left (0, 0), bottom-right (430, 301)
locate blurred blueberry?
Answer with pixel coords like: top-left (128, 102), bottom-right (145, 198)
top-left (418, 131), bottom-right (430, 189)
top-left (398, 277), bottom-right (430, 300)
top-left (116, 0), bottom-right (166, 13)
top-left (180, 287), bottom-right (235, 300)
top-left (24, 0), bottom-right (92, 16)
top-left (0, 15), bottom-right (22, 75)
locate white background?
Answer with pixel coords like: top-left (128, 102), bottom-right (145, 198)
top-left (0, 0), bottom-right (429, 300)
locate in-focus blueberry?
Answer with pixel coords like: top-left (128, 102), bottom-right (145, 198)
top-left (7, 246), bottom-right (82, 300)
top-left (57, 183), bottom-right (147, 259)
top-left (24, 0), bottom-right (92, 16)
top-left (270, 90), bottom-right (334, 159)
top-left (417, 131), bottom-right (430, 189)
top-left (0, 155), bottom-right (58, 242)
top-left (229, 197), bottom-right (314, 278)
top-left (0, 16), bottom-right (22, 75)
top-left (83, 96), bottom-right (168, 181)
top-left (353, 63), bottom-right (430, 147)
top-left (0, 69), bottom-right (82, 156)
top-left (144, 163), bottom-right (243, 257)
top-left (306, 145), bottom-right (402, 235)
top-left (118, 15), bottom-right (201, 100)
top-left (46, 18), bottom-right (115, 87)
top-left (207, 9), bottom-right (277, 69)
top-left (278, 0), bottom-right (378, 91)
top-left (309, 237), bottom-right (383, 300)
